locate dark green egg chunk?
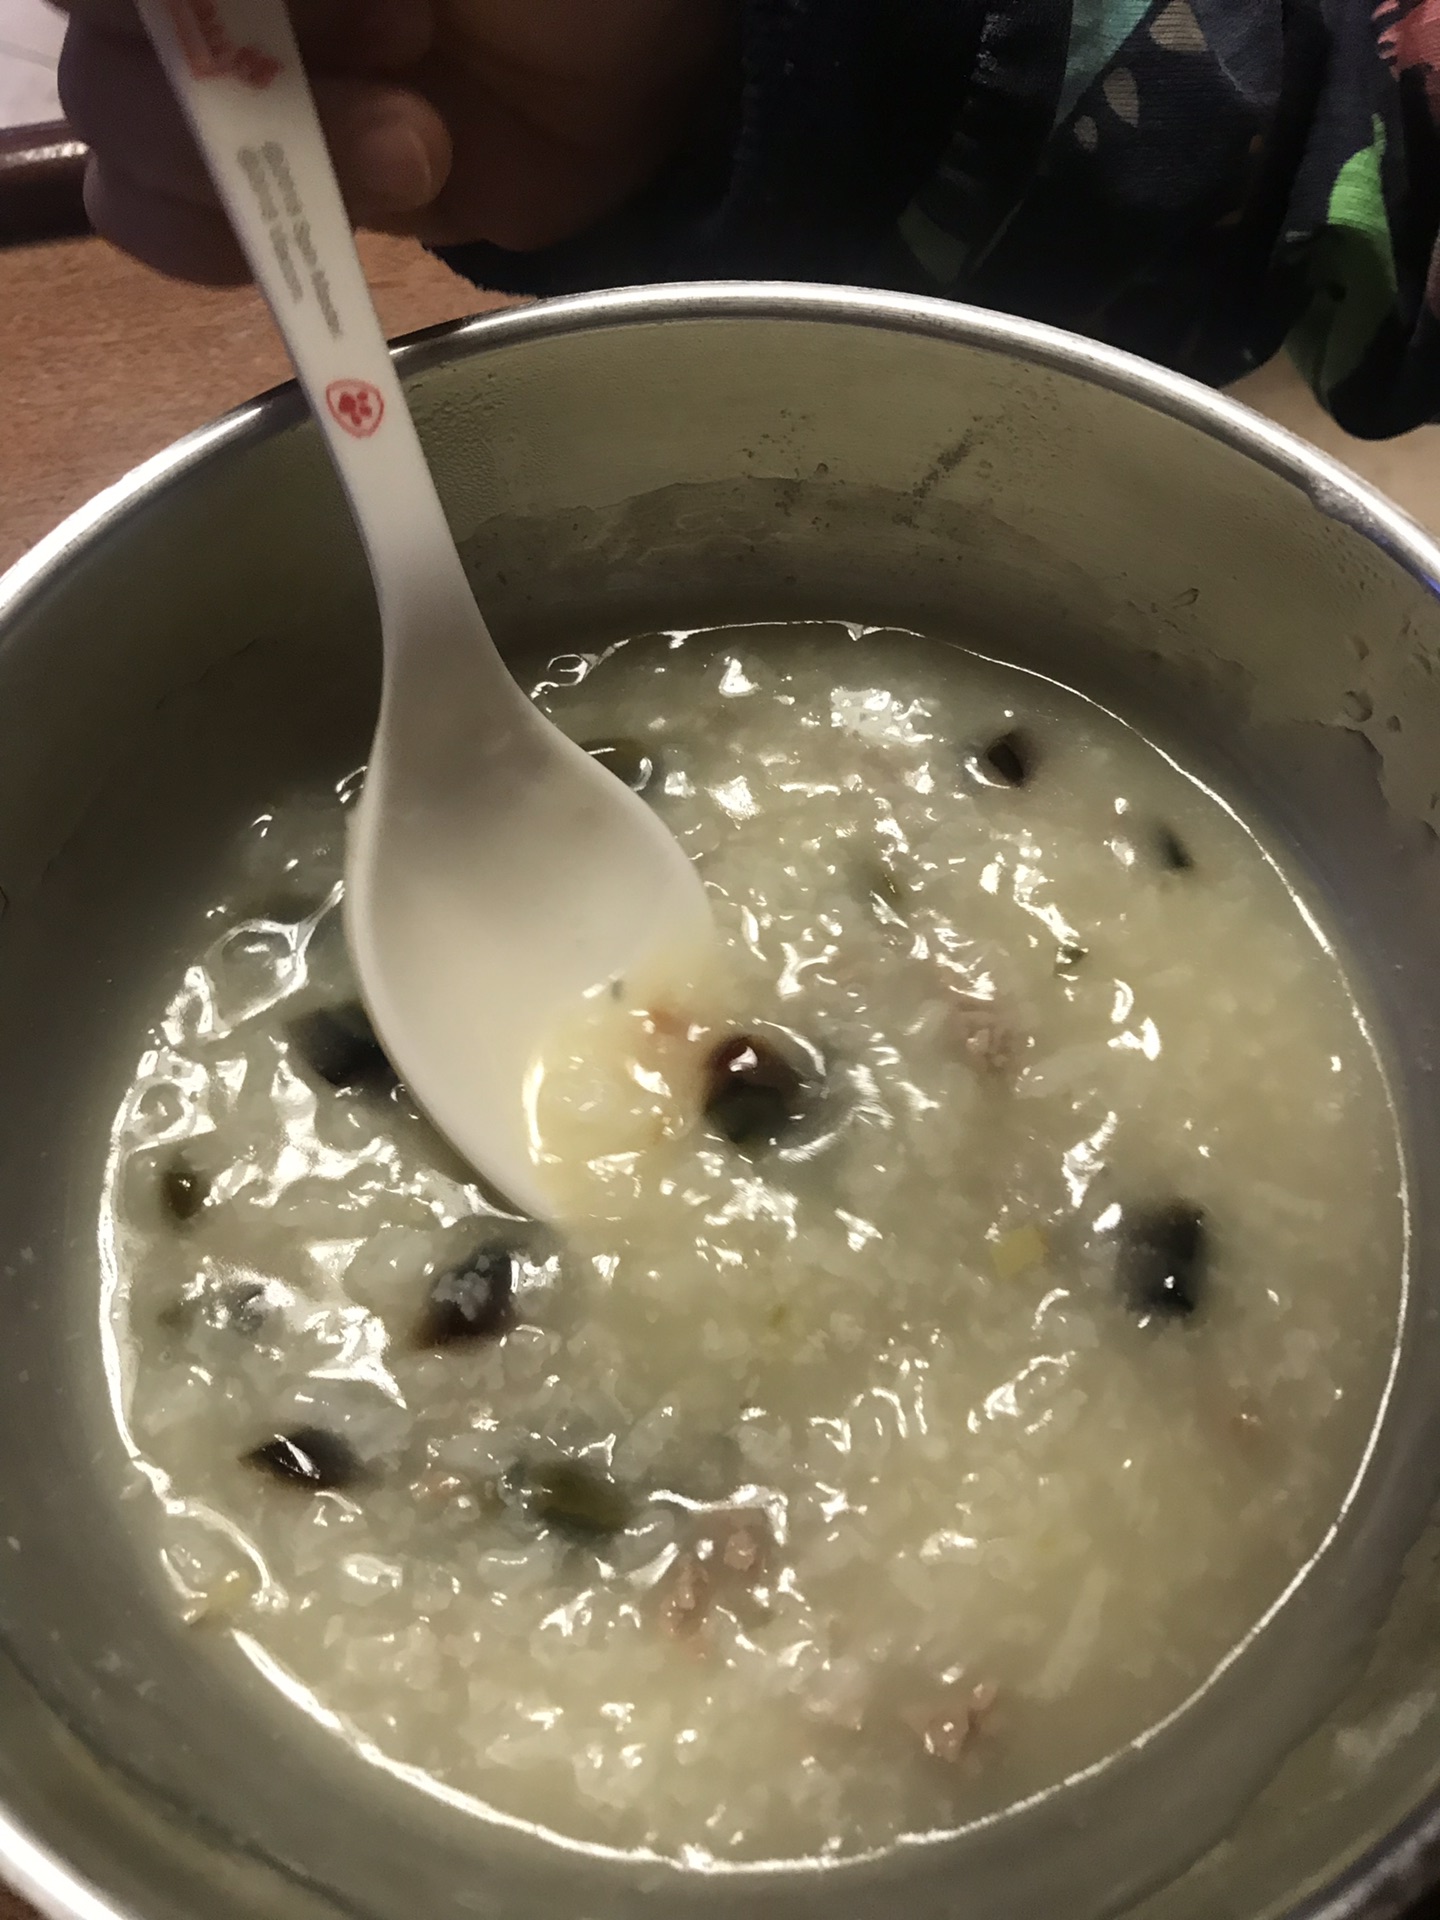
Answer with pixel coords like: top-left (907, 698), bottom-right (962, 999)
top-left (703, 1034), bottom-right (812, 1149)
top-left (973, 729), bottom-right (1037, 789)
top-left (527, 1460), bottom-right (637, 1541)
top-left (1120, 1203), bottom-right (1208, 1317)
top-left (245, 1427), bottom-right (365, 1491)
top-left (161, 1156), bottom-right (211, 1224)
top-left (1154, 825), bottom-right (1195, 872)
top-left (287, 1002), bottom-right (397, 1093)
top-left (222, 1282), bottom-right (269, 1337)
top-left (418, 1245), bottom-right (516, 1348)
top-left (581, 738), bottom-right (659, 796)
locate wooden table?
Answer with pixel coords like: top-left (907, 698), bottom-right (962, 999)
top-left (0, 228), bottom-right (502, 573)
top-left (4, 228), bottom-right (1440, 1920)
top-left (6, 227), bottom-right (1440, 576)
top-left (0, 226), bottom-right (492, 1920)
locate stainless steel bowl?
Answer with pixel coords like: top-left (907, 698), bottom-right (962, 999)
top-left (3, 285), bottom-right (1440, 1920)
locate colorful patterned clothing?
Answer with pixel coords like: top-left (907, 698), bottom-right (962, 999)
top-left (439, 0), bottom-right (1440, 437)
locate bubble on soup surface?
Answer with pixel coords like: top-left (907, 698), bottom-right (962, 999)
top-left (210, 922), bottom-right (300, 1024)
top-left (131, 1081), bottom-right (188, 1138)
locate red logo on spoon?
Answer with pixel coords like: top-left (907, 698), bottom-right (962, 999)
top-left (165, 0), bottom-right (281, 87)
top-left (326, 380), bottom-right (385, 439)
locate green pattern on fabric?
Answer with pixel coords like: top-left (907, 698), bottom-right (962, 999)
top-left (1057, 0), bottom-right (1156, 122)
top-left (1290, 116), bottom-right (1400, 401)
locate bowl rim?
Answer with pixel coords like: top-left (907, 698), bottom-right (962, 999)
top-left (6, 279), bottom-right (1440, 635)
top-left (1, 278), bottom-right (1438, 1920)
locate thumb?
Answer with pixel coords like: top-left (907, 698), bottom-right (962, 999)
top-left (53, 1), bottom-right (436, 68)
top-left (60, 6), bottom-right (451, 283)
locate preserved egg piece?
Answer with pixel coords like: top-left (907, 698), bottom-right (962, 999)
top-left (157, 1284), bottom-right (204, 1335)
top-left (971, 729), bottom-right (1036, 789)
top-left (245, 1426), bottom-right (365, 1492)
top-left (161, 1156), bottom-right (211, 1224)
top-left (222, 1282), bottom-right (269, 1336)
top-left (527, 1460), bottom-right (637, 1542)
top-left (1154, 824), bottom-right (1195, 872)
top-left (581, 738), bottom-right (658, 796)
top-left (1055, 941), bottom-right (1088, 977)
top-left (1120, 1202), bottom-right (1207, 1317)
top-left (287, 1002), bottom-right (397, 1093)
top-left (703, 1034), bottom-right (812, 1149)
top-left (417, 1244), bottom-right (516, 1348)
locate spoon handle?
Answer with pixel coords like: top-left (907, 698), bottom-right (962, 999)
top-left (135, 0), bottom-right (496, 662)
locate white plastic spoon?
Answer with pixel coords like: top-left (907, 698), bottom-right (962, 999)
top-left (137, 0), bottom-right (711, 1219)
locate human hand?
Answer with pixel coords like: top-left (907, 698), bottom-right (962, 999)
top-left (57, 0), bottom-right (731, 283)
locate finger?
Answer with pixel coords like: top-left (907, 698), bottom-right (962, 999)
top-left (406, 0), bottom-right (732, 251)
top-left (82, 156), bottom-right (252, 283)
top-left (59, 21), bottom-right (213, 205)
top-left (54, 0), bottom-right (434, 70)
top-left (407, 68), bottom-right (679, 253)
top-left (311, 75), bottom-right (451, 223)
top-left (62, 21), bottom-right (450, 222)
top-left (49, 0), bottom-right (148, 34)
top-left (405, 90), bottom-right (599, 251)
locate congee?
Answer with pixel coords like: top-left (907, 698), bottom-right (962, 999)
top-left (101, 623), bottom-right (1403, 1866)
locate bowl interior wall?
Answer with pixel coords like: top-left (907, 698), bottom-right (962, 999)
top-left (0, 304), bottom-right (1438, 1920)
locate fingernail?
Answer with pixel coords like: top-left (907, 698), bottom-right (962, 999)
top-left (354, 112), bottom-right (434, 213)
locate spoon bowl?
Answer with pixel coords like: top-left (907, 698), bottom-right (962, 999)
top-left (345, 557), bottom-right (711, 1216)
top-left (138, 0), bottom-right (710, 1216)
